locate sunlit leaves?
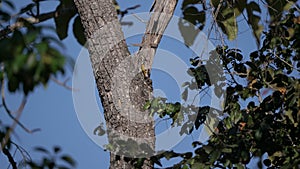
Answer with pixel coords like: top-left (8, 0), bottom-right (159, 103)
top-left (218, 8), bottom-right (238, 40)
top-left (144, 98), bottom-right (182, 125)
top-left (154, 12), bottom-right (300, 166)
top-left (212, 1), bottom-right (247, 41)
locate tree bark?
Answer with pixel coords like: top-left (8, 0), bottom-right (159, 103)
top-left (73, 0), bottom-right (177, 168)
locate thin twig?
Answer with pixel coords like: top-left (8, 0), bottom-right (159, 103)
top-left (270, 50), bottom-right (300, 71)
top-left (50, 76), bottom-right (79, 91)
top-left (191, 86), bottom-right (210, 106)
top-left (8, 141), bottom-right (32, 169)
top-left (208, 0), bottom-right (226, 46)
top-left (11, 141), bottom-right (32, 162)
top-left (132, 13), bottom-right (148, 23)
top-left (2, 148), bottom-right (17, 169)
top-left (155, 117), bottom-right (172, 128)
top-left (223, 63), bottom-right (239, 85)
top-left (257, 90), bottom-right (263, 103)
top-left (225, 71), bottom-right (248, 76)
top-left (0, 6), bottom-right (76, 39)
top-left (285, 0), bottom-right (300, 12)
top-left (259, 0), bottom-right (278, 14)
top-left (1, 79), bottom-right (40, 150)
top-left (6, 148), bottom-right (17, 169)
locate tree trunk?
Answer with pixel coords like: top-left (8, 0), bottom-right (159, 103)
top-left (73, 0), bottom-right (177, 168)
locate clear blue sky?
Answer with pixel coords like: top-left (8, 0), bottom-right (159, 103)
top-left (0, 1), bottom-right (259, 169)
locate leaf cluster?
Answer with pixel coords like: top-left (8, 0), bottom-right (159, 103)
top-left (0, 23), bottom-right (65, 95)
top-left (27, 146), bottom-right (76, 169)
top-left (147, 5), bottom-right (300, 169)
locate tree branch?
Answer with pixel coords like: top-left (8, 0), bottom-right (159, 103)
top-left (2, 148), bottom-right (17, 169)
top-left (0, 6), bottom-right (76, 39)
top-left (50, 76), bottom-right (78, 91)
top-left (269, 49), bottom-right (300, 71)
top-left (1, 78), bottom-right (40, 150)
top-left (10, 141), bottom-right (32, 164)
top-left (137, 0), bottom-right (178, 69)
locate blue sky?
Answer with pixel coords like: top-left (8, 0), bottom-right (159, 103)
top-left (0, 0), bottom-right (260, 168)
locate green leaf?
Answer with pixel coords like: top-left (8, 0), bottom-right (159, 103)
top-left (209, 150), bottom-right (221, 163)
top-left (183, 7), bottom-right (205, 27)
top-left (203, 145), bottom-right (213, 154)
top-left (34, 147), bottom-right (50, 154)
top-left (182, 164), bottom-right (189, 169)
top-left (73, 16), bottom-right (86, 46)
top-left (163, 151), bottom-right (179, 160)
top-left (265, 0), bottom-right (295, 21)
top-left (263, 159), bottom-right (272, 166)
top-left (12, 54), bottom-right (26, 73)
top-left (182, 0), bottom-right (202, 9)
top-left (2, 0), bottom-right (15, 10)
top-left (221, 15), bottom-right (238, 40)
top-left (24, 30), bottom-right (39, 44)
top-left (36, 42), bottom-right (48, 55)
top-left (61, 155), bottom-right (76, 167)
top-left (235, 163), bottom-right (244, 169)
top-left (54, 146), bottom-right (61, 154)
top-left (57, 166), bottom-right (69, 169)
top-left (247, 1), bottom-right (261, 13)
top-left (211, 0), bottom-right (219, 7)
top-left (246, 2), bottom-right (263, 46)
top-left (182, 87), bottom-right (188, 101)
top-left (221, 148), bottom-right (232, 153)
top-left (178, 18), bottom-right (200, 46)
top-left (182, 81), bottom-right (190, 87)
top-left (61, 0), bottom-right (75, 6)
top-left (284, 1), bottom-right (296, 10)
top-left (234, 0), bottom-right (247, 15)
top-left (224, 118), bottom-right (232, 129)
top-left (8, 76), bottom-right (19, 92)
top-left (285, 110), bottom-right (295, 124)
top-left (181, 152), bottom-right (193, 159)
top-left (54, 3), bottom-right (76, 40)
top-left (151, 156), bottom-right (162, 167)
top-left (143, 101), bottom-right (151, 110)
top-left (255, 129), bottom-right (262, 140)
top-left (151, 98), bottom-right (160, 108)
top-left (0, 10), bottom-right (11, 22)
top-left (214, 84), bottom-right (223, 98)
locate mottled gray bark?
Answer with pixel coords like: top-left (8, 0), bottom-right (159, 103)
top-left (73, 0), bottom-right (177, 168)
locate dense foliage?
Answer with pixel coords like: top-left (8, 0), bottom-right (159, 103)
top-left (146, 1), bottom-right (300, 168)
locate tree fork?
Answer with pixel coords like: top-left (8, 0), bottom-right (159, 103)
top-left (73, 0), bottom-right (177, 168)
